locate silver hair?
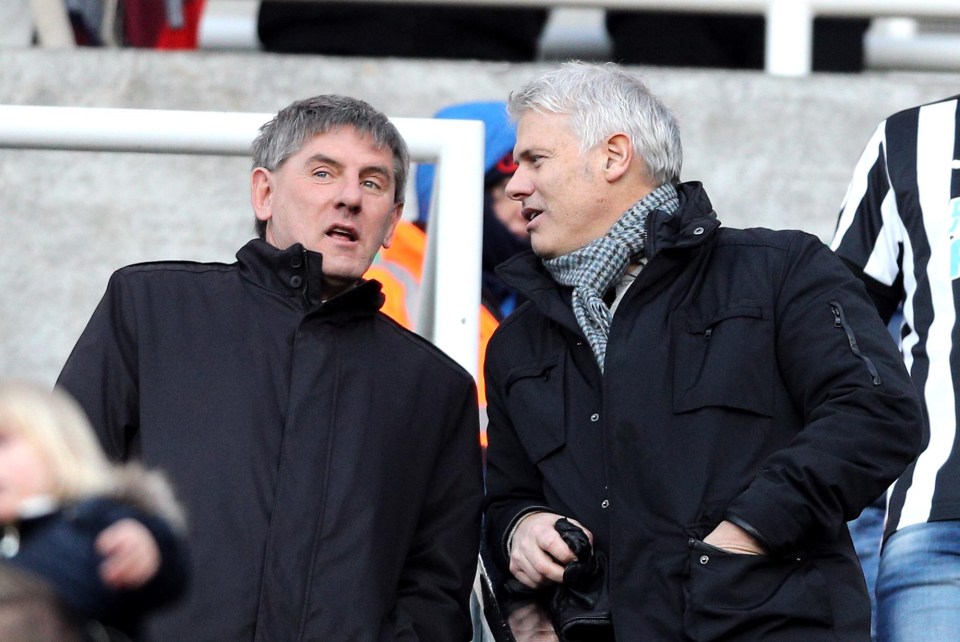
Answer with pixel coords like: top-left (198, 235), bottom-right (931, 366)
top-left (507, 61), bottom-right (682, 185)
top-left (251, 95), bottom-right (409, 238)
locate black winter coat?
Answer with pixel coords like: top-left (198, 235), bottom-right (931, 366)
top-left (58, 239), bottom-right (483, 641)
top-left (483, 183), bottom-right (923, 641)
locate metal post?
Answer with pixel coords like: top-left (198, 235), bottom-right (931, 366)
top-left (766, 0), bottom-right (814, 76)
top-left (29, 0), bottom-right (75, 48)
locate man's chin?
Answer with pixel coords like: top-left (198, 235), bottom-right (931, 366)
top-left (530, 241), bottom-right (555, 260)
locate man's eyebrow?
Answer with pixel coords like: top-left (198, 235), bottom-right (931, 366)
top-left (515, 148), bottom-right (543, 162)
top-left (304, 153), bottom-right (343, 170)
top-left (360, 164), bottom-right (392, 177)
top-left (360, 165), bottom-right (394, 183)
top-left (302, 156), bottom-right (391, 181)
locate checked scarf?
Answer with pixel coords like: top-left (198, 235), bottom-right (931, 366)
top-left (543, 182), bottom-right (679, 373)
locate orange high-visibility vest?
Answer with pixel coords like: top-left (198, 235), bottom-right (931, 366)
top-left (364, 221), bottom-right (497, 427)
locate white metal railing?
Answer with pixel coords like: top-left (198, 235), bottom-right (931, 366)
top-left (0, 104), bottom-right (485, 379)
top-left (29, 0), bottom-right (74, 47)
top-left (866, 17), bottom-right (960, 70)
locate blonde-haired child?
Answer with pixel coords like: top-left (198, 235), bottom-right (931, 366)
top-left (0, 381), bottom-right (188, 638)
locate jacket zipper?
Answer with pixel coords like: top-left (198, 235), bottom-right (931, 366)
top-left (829, 301), bottom-right (881, 385)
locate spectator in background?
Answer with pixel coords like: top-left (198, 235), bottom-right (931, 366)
top-left (57, 94), bottom-right (483, 641)
top-left (482, 61), bottom-right (922, 640)
top-left (0, 381), bottom-right (188, 640)
top-left (414, 101), bottom-right (530, 321)
top-left (605, 11), bottom-right (870, 71)
top-left (366, 101), bottom-right (530, 420)
top-left (832, 94), bottom-right (960, 641)
top-left (65, 0), bottom-right (205, 48)
top-left (258, 1), bottom-right (547, 61)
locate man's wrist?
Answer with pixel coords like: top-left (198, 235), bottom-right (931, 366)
top-left (503, 506), bottom-right (553, 557)
top-left (722, 516), bottom-right (771, 554)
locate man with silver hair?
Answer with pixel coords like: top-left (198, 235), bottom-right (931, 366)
top-left (58, 95), bottom-right (483, 641)
top-left (482, 62), bottom-right (923, 640)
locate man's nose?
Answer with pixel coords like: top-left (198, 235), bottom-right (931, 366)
top-left (505, 169), bottom-right (529, 201)
top-left (338, 178), bottom-right (363, 210)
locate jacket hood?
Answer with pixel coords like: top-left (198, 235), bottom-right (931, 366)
top-left (415, 101), bottom-right (516, 222)
top-left (111, 463), bottom-right (187, 532)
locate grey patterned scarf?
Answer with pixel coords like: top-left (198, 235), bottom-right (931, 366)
top-left (543, 183), bottom-right (679, 373)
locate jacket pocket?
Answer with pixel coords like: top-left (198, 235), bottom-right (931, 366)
top-left (683, 539), bottom-right (835, 642)
top-left (672, 304), bottom-right (774, 417)
top-left (829, 301), bottom-right (882, 385)
top-left (504, 354), bottom-right (566, 463)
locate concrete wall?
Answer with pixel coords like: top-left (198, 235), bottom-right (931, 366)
top-left (2, 48), bottom-right (958, 386)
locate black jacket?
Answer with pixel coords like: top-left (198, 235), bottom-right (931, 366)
top-left (483, 183), bottom-right (922, 640)
top-left (58, 239), bottom-right (483, 641)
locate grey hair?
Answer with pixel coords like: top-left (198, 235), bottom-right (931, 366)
top-left (251, 95), bottom-right (410, 238)
top-left (507, 61), bottom-right (682, 186)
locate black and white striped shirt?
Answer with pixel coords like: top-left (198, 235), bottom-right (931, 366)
top-left (832, 94), bottom-right (960, 537)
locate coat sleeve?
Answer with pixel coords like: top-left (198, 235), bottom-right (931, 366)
top-left (57, 270), bottom-right (140, 461)
top-left (79, 498), bottom-right (190, 619)
top-left (482, 330), bottom-right (558, 574)
top-left (388, 376), bottom-right (484, 641)
top-left (724, 233), bottom-right (923, 553)
top-left (830, 121), bottom-right (904, 324)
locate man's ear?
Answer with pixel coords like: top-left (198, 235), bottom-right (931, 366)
top-left (603, 133), bottom-right (633, 183)
top-left (251, 167), bottom-right (273, 224)
top-left (380, 203), bottom-right (405, 249)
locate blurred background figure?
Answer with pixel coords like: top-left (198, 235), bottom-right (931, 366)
top-left (605, 11), bottom-right (870, 71)
top-left (257, 0), bottom-right (547, 60)
top-left (416, 101), bottom-right (530, 322)
top-left (0, 564), bottom-right (84, 642)
top-left (0, 381), bottom-right (188, 641)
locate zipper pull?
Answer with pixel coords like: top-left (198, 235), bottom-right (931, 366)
top-left (830, 304), bottom-right (842, 327)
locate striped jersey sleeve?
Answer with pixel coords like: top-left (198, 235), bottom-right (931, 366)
top-left (832, 95), bottom-right (960, 537)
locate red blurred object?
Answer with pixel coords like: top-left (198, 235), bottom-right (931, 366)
top-left (123, 0), bottom-right (204, 49)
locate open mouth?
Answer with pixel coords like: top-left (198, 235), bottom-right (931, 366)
top-left (522, 208), bottom-right (542, 222)
top-left (326, 225), bottom-right (358, 242)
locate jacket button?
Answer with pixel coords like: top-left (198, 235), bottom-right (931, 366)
top-left (601, 499), bottom-right (610, 509)
top-left (693, 226), bottom-right (704, 235)
top-left (590, 413), bottom-right (600, 422)
top-left (290, 275), bottom-right (303, 288)
top-left (699, 555), bottom-right (709, 565)
top-left (291, 255), bottom-right (303, 268)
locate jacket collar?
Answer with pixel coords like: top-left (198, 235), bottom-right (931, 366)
top-left (236, 238), bottom-right (384, 316)
top-left (646, 181), bottom-right (719, 257)
top-left (496, 181), bottom-right (720, 327)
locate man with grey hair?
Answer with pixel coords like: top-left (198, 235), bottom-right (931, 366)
top-left (482, 62), bottom-right (923, 639)
top-left (58, 95), bottom-right (483, 641)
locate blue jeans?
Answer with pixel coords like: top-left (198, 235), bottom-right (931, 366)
top-left (849, 496), bottom-right (885, 639)
top-left (876, 520), bottom-right (960, 642)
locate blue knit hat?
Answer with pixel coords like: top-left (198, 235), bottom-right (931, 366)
top-left (415, 101), bottom-right (516, 222)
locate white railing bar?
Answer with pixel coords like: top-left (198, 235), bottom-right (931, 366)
top-left (0, 104), bottom-right (484, 379)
